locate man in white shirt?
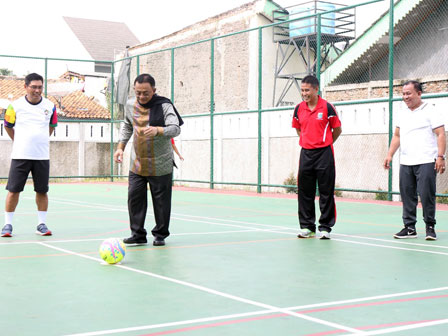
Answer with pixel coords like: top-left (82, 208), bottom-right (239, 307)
top-left (384, 80), bottom-right (446, 240)
top-left (1, 73), bottom-right (58, 237)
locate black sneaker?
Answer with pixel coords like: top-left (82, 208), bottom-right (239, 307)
top-left (394, 227), bottom-right (417, 239)
top-left (153, 238), bottom-right (165, 246)
top-left (123, 236), bottom-right (147, 245)
top-left (425, 226), bottom-right (437, 241)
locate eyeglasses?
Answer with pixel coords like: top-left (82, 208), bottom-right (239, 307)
top-left (28, 85), bottom-right (43, 90)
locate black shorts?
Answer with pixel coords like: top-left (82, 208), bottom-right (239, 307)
top-left (6, 159), bottom-right (50, 193)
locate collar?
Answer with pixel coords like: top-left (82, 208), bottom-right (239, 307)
top-left (406, 101), bottom-right (427, 112)
top-left (25, 95), bottom-right (43, 106)
top-left (304, 95), bottom-right (322, 111)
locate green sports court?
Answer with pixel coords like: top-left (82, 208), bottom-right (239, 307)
top-left (1, 182), bottom-right (448, 336)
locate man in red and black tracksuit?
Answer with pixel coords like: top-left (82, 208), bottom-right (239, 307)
top-left (292, 75), bottom-right (342, 240)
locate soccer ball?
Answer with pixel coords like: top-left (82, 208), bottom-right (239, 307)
top-left (99, 238), bottom-right (126, 264)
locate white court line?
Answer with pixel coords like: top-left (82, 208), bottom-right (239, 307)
top-left (37, 197), bottom-right (448, 257)
top-left (172, 229), bottom-right (263, 236)
top-left (62, 284), bottom-right (448, 336)
top-left (8, 196), bottom-right (447, 335)
top-left (335, 233), bottom-right (448, 250)
top-left (50, 199), bottom-right (128, 212)
top-left (63, 310), bottom-right (274, 336)
top-left (340, 318), bottom-right (448, 335)
top-left (0, 229), bottom-right (264, 246)
top-left (51, 197), bottom-right (297, 231)
top-left (38, 242), bottom-right (362, 335)
top-left (331, 238), bottom-right (448, 256)
top-left (10, 196), bottom-right (448, 258)
top-left (284, 286), bottom-right (448, 311)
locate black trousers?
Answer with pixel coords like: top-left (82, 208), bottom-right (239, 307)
top-left (298, 145), bottom-right (336, 232)
top-left (399, 163), bottom-right (437, 228)
top-left (128, 171), bottom-right (173, 240)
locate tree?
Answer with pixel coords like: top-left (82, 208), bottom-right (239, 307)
top-left (0, 68), bottom-right (14, 76)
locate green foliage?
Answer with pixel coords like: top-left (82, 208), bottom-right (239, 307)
top-left (0, 68), bottom-right (14, 76)
top-left (334, 184), bottom-right (342, 197)
top-left (283, 173), bottom-right (343, 196)
top-left (375, 188), bottom-right (388, 201)
top-left (283, 172), bottom-right (297, 194)
top-left (437, 190), bottom-right (448, 204)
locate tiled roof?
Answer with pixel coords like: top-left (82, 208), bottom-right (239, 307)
top-left (0, 77), bottom-right (110, 120)
top-left (64, 17), bottom-right (140, 61)
top-left (51, 91), bottom-right (110, 119)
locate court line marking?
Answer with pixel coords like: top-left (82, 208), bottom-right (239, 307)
top-left (16, 196), bottom-right (448, 257)
top-left (331, 238), bottom-right (448, 256)
top-left (335, 233), bottom-right (448, 250)
top-left (50, 197), bottom-right (295, 230)
top-left (9, 195), bottom-right (448, 335)
top-left (3, 214), bottom-right (447, 258)
top-left (0, 229), bottom-right (263, 246)
top-left (339, 318), bottom-right (448, 335)
top-left (37, 242), bottom-right (362, 335)
top-left (61, 287), bottom-right (448, 336)
top-left (48, 197), bottom-right (448, 253)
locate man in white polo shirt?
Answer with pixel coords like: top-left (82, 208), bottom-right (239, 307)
top-left (1, 73), bottom-right (58, 237)
top-left (384, 80), bottom-right (446, 240)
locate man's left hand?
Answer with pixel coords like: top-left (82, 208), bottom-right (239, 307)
top-left (142, 126), bottom-right (158, 137)
top-left (436, 157), bottom-right (445, 174)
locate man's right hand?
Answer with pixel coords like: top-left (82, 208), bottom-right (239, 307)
top-left (114, 149), bottom-right (124, 163)
top-left (383, 156), bottom-right (392, 169)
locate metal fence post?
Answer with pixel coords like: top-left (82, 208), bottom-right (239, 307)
top-left (257, 28), bottom-right (263, 193)
top-left (316, 14), bottom-right (322, 91)
top-left (137, 55), bottom-right (140, 76)
top-left (110, 62), bottom-right (115, 182)
top-left (44, 58), bottom-right (48, 98)
top-left (210, 39), bottom-right (215, 189)
top-left (387, 0), bottom-right (394, 201)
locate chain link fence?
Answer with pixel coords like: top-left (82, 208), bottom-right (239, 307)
top-left (1, 0), bottom-right (447, 200)
top-left (0, 55), bottom-right (116, 181)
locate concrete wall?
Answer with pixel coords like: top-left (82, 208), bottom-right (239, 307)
top-left (0, 122), bottom-right (119, 179)
top-left (172, 97), bottom-right (448, 198)
top-left (106, 0), bottom-right (448, 198)
top-left (119, 0), bottom-right (308, 116)
top-left (2, 98), bottom-right (448, 199)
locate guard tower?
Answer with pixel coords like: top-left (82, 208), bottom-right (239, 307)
top-left (272, 1), bottom-right (355, 106)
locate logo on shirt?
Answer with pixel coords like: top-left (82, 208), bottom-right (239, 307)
top-left (317, 112), bottom-right (323, 120)
top-left (44, 109), bottom-right (49, 115)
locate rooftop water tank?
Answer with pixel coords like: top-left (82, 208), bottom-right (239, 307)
top-left (289, 2), bottom-right (336, 38)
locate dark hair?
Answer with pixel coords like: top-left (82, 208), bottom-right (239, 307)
top-left (134, 73), bottom-right (155, 87)
top-left (301, 75), bottom-right (319, 88)
top-left (403, 80), bottom-right (423, 93)
top-left (25, 73), bottom-right (44, 86)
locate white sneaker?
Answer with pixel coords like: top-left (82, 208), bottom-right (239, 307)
top-left (319, 231), bottom-right (331, 239)
top-left (297, 229), bottom-right (316, 238)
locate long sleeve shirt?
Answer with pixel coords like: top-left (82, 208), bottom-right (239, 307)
top-left (119, 97), bottom-right (181, 176)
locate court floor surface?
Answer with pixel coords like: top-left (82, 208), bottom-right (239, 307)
top-left (1, 182), bottom-right (448, 336)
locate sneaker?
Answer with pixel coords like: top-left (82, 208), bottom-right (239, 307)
top-left (425, 226), bottom-right (437, 241)
top-left (123, 236), bottom-right (147, 245)
top-left (1, 224), bottom-right (12, 237)
top-left (319, 231), bottom-right (331, 240)
top-left (36, 223), bottom-right (52, 236)
top-left (297, 229), bottom-right (316, 238)
top-left (394, 227), bottom-right (417, 239)
top-left (153, 238), bottom-right (165, 246)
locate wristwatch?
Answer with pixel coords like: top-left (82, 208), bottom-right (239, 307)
top-left (438, 155), bottom-right (446, 160)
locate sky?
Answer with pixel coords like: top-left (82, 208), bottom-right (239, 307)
top-left (3, 0), bottom-right (389, 46)
top-left (1, 0), bottom-right (389, 75)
